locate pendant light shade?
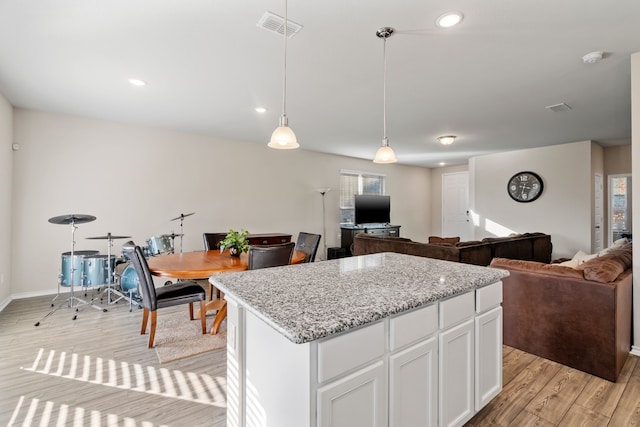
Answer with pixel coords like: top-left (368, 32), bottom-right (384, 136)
top-left (268, 116), bottom-right (299, 149)
top-left (373, 27), bottom-right (397, 164)
top-left (374, 138), bottom-right (397, 163)
top-left (269, 0), bottom-right (299, 149)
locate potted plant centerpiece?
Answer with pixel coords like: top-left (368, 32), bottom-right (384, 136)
top-left (220, 228), bottom-right (249, 257)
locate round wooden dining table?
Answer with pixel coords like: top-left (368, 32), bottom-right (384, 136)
top-left (147, 249), bottom-right (307, 334)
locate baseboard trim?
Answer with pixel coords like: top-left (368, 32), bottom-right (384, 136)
top-left (631, 346), bottom-right (640, 357)
top-left (0, 295), bottom-right (11, 312)
top-left (12, 288), bottom-right (59, 300)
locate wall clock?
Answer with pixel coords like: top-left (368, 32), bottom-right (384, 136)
top-left (507, 171), bottom-right (543, 203)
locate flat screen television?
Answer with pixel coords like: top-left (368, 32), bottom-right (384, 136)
top-left (354, 195), bottom-right (390, 225)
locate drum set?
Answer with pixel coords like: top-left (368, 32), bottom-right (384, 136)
top-left (36, 212), bottom-right (195, 325)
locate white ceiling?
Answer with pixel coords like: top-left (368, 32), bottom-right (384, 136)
top-left (1, 0), bottom-right (638, 168)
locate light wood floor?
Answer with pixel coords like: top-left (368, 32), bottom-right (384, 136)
top-left (467, 346), bottom-right (640, 426)
top-left (2, 293), bottom-right (639, 426)
top-left (0, 292), bottom-right (226, 426)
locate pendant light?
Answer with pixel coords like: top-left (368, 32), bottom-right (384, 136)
top-left (268, 0), bottom-right (299, 149)
top-left (373, 27), bottom-right (397, 164)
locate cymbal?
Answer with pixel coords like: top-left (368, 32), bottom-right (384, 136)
top-left (170, 212), bottom-right (195, 221)
top-left (86, 233), bottom-right (132, 240)
top-left (48, 214), bottom-right (96, 225)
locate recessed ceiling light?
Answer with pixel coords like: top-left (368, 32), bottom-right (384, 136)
top-left (582, 51), bottom-right (603, 64)
top-left (255, 107), bottom-right (267, 113)
top-left (439, 162), bottom-right (446, 166)
top-left (128, 78), bottom-right (146, 87)
top-left (435, 11), bottom-right (464, 28)
top-left (437, 135), bottom-right (457, 145)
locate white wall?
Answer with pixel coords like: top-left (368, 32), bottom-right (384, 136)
top-left (631, 52), bottom-right (640, 354)
top-left (0, 93), bottom-right (12, 308)
top-left (470, 141), bottom-right (596, 259)
top-left (11, 109), bottom-right (431, 296)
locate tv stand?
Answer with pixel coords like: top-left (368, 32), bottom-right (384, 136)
top-left (341, 224), bottom-right (401, 255)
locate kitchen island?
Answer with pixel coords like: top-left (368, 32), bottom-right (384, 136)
top-left (210, 252), bottom-right (509, 427)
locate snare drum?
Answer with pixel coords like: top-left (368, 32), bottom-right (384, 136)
top-left (82, 254), bottom-right (116, 287)
top-left (60, 250), bottom-right (100, 286)
top-left (120, 264), bottom-right (141, 299)
top-left (147, 235), bottom-right (172, 256)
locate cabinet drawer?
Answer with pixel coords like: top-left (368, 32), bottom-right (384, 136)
top-left (366, 229), bottom-right (387, 236)
top-left (318, 321), bottom-right (385, 383)
top-left (390, 304), bottom-right (437, 351)
top-left (439, 291), bottom-right (474, 330)
top-left (476, 281), bottom-right (502, 313)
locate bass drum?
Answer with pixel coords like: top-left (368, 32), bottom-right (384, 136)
top-left (120, 264), bottom-right (141, 299)
top-left (60, 250), bottom-right (100, 286)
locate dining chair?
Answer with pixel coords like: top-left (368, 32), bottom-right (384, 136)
top-left (123, 243), bottom-right (206, 348)
top-left (248, 242), bottom-right (295, 270)
top-left (203, 232), bottom-right (227, 251)
top-left (295, 232), bottom-right (321, 263)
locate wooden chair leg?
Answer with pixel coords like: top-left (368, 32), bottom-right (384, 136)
top-left (141, 307), bottom-right (149, 334)
top-left (199, 300), bottom-right (206, 334)
top-left (188, 302), bottom-right (194, 320)
top-left (211, 301), bottom-right (227, 335)
top-left (148, 310), bottom-right (157, 348)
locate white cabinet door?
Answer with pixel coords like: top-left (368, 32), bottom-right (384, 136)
top-left (317, 360), bottom-right (386, 427)
top-left (389, 337), bottom-right (438, 427)
top-left (475, 306), bottom-right (502, 410)
top-left (439, 319), bottom-right (474, 427)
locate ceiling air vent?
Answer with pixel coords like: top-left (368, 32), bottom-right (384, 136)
top-left (545, 102), bottom-right (572, 112)
top-left (257, 11), bottom-right (303, 38)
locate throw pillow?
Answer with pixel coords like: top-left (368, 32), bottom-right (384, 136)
top-left (578, 255), bottom-right (627, 283)
top-left (558, 258), bottom-right (580, 269)
top-left (428, 236), bottom-right (460, 245)
top-left (572, 250), bottom-right (598, 265)
top-left (598, 237), bottom-right (629, 256)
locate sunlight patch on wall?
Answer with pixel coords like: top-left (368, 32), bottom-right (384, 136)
top-left (468, 209), bottom-right (480, 227)
top-left (485, 218), bottom-right (516, 237)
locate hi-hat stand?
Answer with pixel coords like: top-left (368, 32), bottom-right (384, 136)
top-left (86, 232), bottom-right (133, 306)
top-left (170, 212), bottom-right (194, 253)
top-left (36, 214), bottom-right (105, 326)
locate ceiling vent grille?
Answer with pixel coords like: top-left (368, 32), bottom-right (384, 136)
top-left (257, 11), bottom-right (303, 38)
top-left (545, 102), bottom-right (572, 112)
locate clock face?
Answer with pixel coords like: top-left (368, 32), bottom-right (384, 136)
top-left (507, 171), bottom-right (543, 203)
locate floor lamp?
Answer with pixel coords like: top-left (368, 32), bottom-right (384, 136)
top-left (317, 188), bottom-right (331, 260)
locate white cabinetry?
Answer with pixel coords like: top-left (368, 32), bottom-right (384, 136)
top-left (226, 281), bottom-right (503, 427)
top-left (438, 291), bottom-right (475, 427)
top-left (317, 361), bottom-right (386, 427)
top-left (389, 338), bottom-right (438, 426)
top-left (475, 281), bottom-right (503, 411)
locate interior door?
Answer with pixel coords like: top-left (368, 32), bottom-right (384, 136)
top-left (443, 172), bottom-right (471, 241)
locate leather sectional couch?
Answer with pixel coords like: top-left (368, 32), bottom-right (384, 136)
top-left (490, 242), bottom-right (632, 382)
top-left (351, 232), bottom-right (552, 266)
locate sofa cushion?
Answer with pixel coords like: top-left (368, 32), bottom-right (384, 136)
top-left (489, 258), bottom-right (585, 280)
top-left (455, 240), bottom-right (483, 247)
top-left (577, 244), bottom-right (633, 283)
top-left (428, 236), bottom-right (460, 245)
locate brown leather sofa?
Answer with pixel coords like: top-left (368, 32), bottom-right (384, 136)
top-left (490, 243), bottom-right (632, 382)
top-left (351, 232), bottom-right (552, 266)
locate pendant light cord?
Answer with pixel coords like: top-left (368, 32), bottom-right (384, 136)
top-left (282, 0), bottom-right (288, 120)
top-left (382, 35), bottom-right (387, 142)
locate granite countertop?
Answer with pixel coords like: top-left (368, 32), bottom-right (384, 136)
top-left (210, 252), bottom-right (509, 344)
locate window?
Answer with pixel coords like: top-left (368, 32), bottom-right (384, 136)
top-left (609, 174), bottom-right (632, 244)
top-left (340, 170), bottom-right (386, 225)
